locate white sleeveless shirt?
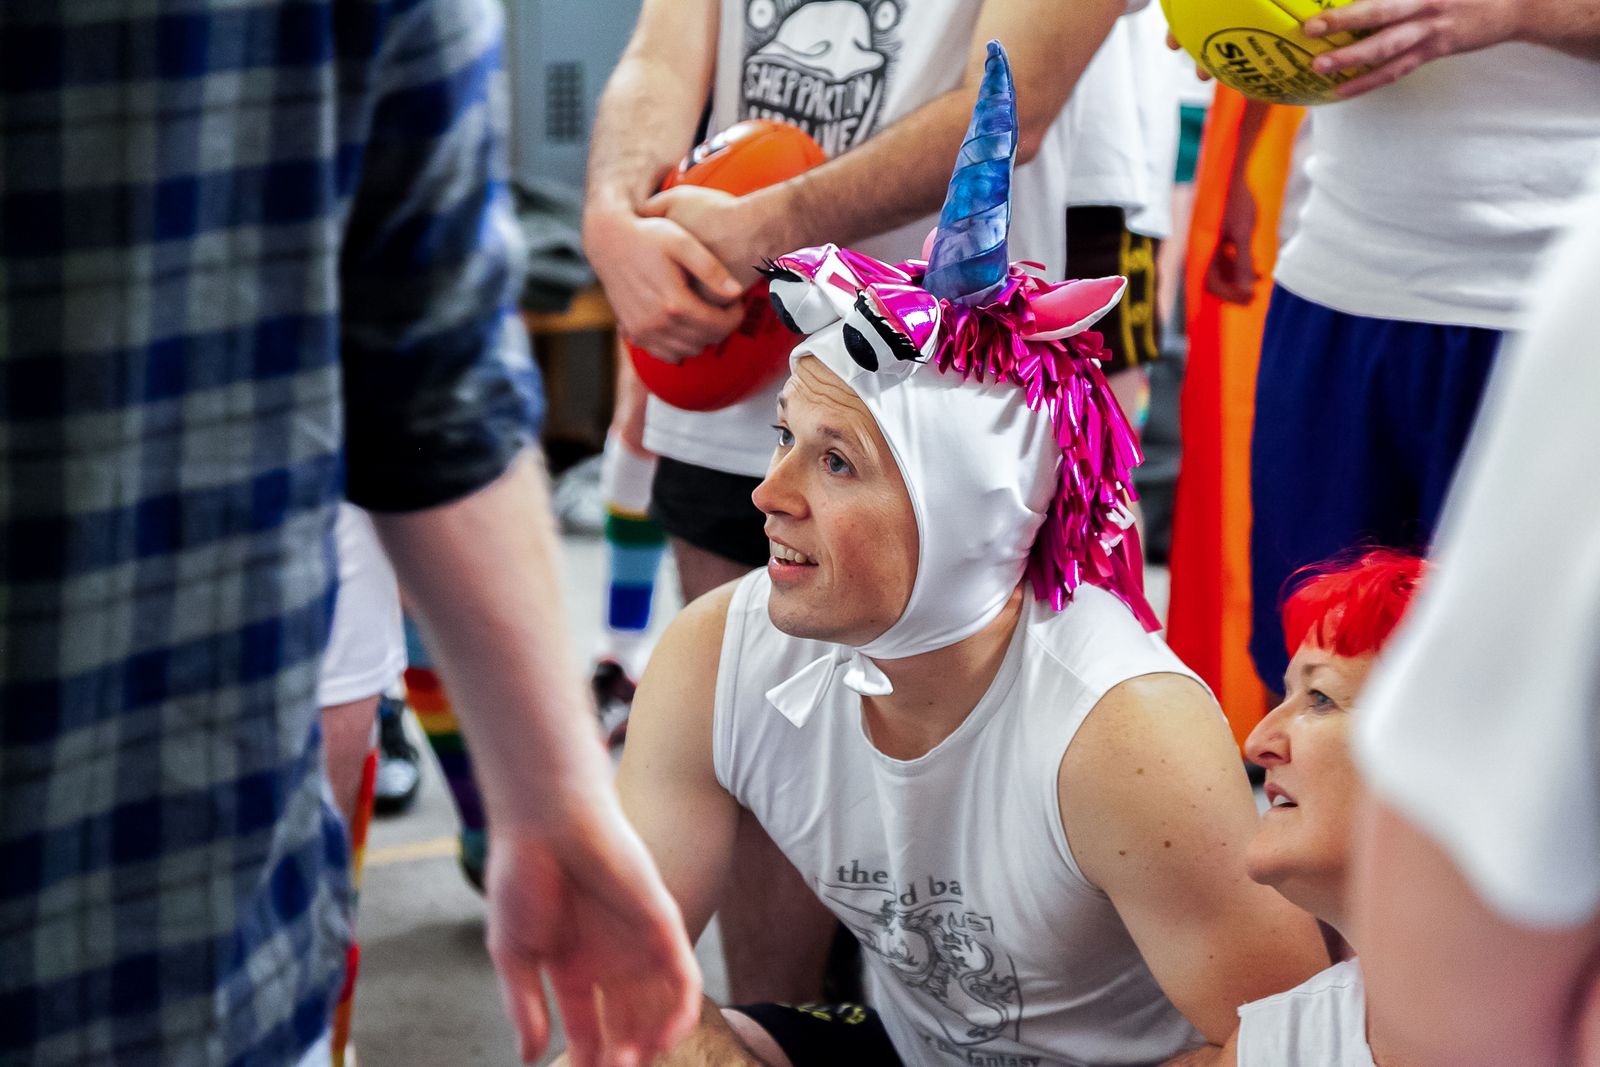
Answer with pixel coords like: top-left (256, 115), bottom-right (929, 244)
top-left (1236, 960), bottom-right (1375, 1067)
top-left (714, 571), bottom-right (1208, 1065)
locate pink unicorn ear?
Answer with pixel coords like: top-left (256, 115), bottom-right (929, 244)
top-left (1021, 276), bottom-right (1128, 341)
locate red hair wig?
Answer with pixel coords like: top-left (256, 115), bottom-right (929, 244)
top-left (1281, 548), bottom-right (1426, 658)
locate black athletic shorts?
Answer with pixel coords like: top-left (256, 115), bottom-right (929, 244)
top-left (732, 1002), bottom-right (903, 1067)
top-left (1065, 204), bottom-right (1162, 375)
top-left (649, 456), bottom-right (770, 569)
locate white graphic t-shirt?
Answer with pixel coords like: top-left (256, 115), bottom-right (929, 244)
top-left (734, 0), bottom-right (908, 156)
top-left (714, 572), bottom-right (1209, 1064)
top-left (645, 0), bottom-right (1078, 477)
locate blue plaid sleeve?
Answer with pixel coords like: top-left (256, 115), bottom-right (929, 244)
top-left (339, 0), bottom-right (540, 512)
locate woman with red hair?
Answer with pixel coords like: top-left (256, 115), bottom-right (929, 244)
top-left (1184, 549), bottom-right (1426, 1066)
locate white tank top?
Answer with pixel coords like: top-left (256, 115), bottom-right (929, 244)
top-left (713, 572), bottom-right (1207, 1065)
top-left (1235, 960), bottom-right (1375, 1067)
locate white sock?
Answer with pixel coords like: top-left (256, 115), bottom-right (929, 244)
top-left (600, 431), bottom-right (658, 516)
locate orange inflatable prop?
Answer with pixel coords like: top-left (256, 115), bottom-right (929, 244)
top-left (627, 120), bottom-right (827, 412)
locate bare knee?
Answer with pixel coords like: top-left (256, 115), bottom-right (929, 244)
top-left (320, 693), bottom-right (380, 825)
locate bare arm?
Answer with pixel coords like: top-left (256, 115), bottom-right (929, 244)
top-left (584, 0), bottom-right (719, 223)
top-left (1307, 0), bottom-right (1600, 98)
top-left (375, 455), bottom-right (610, 811)
top-left (643, 0), bottom-right (1125, 284)
top-left (1203, 98), bottom-right (1272, 306)
top-left (1062, 674), bottom-right (1329, 1043)
top-left (1519, 0), bottom-right (1600, 57)
top-left (1163, 1029), bottom-right (1238, 1067)
top-left (615, 580), bottom-right (743, 941)
top-left (611, 581), bottom-right (771, 1064)
top-left (1352, 797), bottom-right (1600, 1067)
top-left (372, 453), bottom-right (701, 1066)
top-left (582, 0), bottom-right (744, 361)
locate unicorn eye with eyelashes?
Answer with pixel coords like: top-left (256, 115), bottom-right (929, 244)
top-left (841, 291), bottom-right (920, 372)
top-left (839, 286), bottom-right (942, 372)
top-left (759, 259), bottom-right (844, 335)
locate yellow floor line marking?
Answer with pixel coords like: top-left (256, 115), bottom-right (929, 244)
top-left (365, 836), bottom-right (459, 868)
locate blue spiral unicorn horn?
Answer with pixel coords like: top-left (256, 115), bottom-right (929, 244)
top-left (922, 40), bottom-right (1017, 307)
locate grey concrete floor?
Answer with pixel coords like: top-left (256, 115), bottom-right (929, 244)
top-left (351, 532), bottom-right (1168, 1065)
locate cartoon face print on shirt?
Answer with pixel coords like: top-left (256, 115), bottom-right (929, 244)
top-left (822, 865), bottom-right (1022, 1051)
top-left (741, 0), bottom-right (904, 155)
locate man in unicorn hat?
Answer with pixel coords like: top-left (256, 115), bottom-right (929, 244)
top-left (611, 45), bottom-right (1326, 1066)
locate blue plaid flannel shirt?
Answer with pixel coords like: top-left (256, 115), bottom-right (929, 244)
top-left (0, 1), bottom-right (540, 1062)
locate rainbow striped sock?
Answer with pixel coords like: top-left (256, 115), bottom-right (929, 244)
top-left (402, 618), bottom-right (486, 836)
top-left (605, 507), bottom-right (666, 645)
top-left (598, 434), bottom-right (665, 674)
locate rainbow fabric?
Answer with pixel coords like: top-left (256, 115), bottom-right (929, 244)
top-left (331, 747), bottom-right (378, 1066)
top-left (605, 507), bottom-right (665, 633)
top-left (402, 618), bottom-right (487, 835)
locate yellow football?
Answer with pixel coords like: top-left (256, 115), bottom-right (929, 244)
top-left (1161, 0), bottom-right (1366, 105)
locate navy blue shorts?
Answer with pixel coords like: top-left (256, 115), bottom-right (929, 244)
top-left (1249, 285), bottom-right (1503, 690)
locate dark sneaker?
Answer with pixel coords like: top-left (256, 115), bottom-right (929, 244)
top-left (591, 659), bottom-right (638, 749)
top-left (459, 829), bottom-right (487, 894)
top-left (373, 695), bottom-right (421, 815)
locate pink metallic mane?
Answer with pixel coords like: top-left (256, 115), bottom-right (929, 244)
top-left (919, 263), bottom-right (1155, 630)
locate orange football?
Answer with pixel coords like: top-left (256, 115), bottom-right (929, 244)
top-left (628, 120), bottom-right (826, 412)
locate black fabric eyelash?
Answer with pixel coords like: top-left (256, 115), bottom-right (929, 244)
top-left (759, 259), bottom-right (806, 334)
top-left (853, 292), bottom-right (924, 366)
top-left (756, 258), bottom-right (802, 283)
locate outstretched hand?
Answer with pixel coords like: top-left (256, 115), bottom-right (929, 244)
top-left (1304, 0), bottom-right (1524, 98)
top-left (485, 794), bottom-right (703, 1066)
